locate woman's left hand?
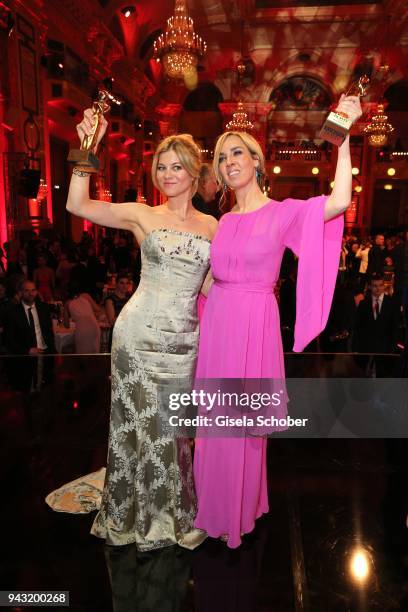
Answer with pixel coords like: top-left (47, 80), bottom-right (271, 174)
top-left (335, 94), bottom-right (363, 124)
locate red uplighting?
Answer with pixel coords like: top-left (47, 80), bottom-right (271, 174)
top-left (73, 401), bottom-right (79, 409)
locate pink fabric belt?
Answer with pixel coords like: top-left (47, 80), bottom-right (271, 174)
top-left (214, 280), bottom-right (276, 294)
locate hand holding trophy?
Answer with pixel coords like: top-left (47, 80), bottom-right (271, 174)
top-left (319, 76), bottom-right (369, 146)
top-left (68, 88), bottom-right (121, 173)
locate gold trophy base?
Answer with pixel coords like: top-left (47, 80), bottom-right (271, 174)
top-left (68, 149), bottom-right (100, 173)
top-left (318, 111), bottom-right (353, 147)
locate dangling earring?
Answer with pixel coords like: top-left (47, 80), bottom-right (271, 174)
top-left (255, 167), bottom-right (264, 189)
top-left (220, 181), bottom-right (229, 211)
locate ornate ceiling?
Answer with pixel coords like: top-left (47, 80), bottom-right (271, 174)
top-left (94, 0), bottom-right (407, 101)
top-left (26, 0), bottom-right (408, 117)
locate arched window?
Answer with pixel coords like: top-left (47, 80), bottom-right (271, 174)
top-left (183, 83), bottom-right (223, 112)
top-left (270, 76), bottom-right (331, 110)
top-left (384, 80), bottom-right (408, 112)
top-left (180, 84), bottom-right (223, 154)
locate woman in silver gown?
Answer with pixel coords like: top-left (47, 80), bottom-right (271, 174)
top-left (61, 110), bottom-right (217, 551)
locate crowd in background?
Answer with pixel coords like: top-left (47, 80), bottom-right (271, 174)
top-left (0, 204), bottom-right (407, 359)
top-left (0, 230), bottom-right (140, 355)
top-left (271, 230), bottom-right (407, 359)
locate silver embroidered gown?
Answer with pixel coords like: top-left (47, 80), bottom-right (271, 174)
top-left (90, 228), bottom-right (210, 551)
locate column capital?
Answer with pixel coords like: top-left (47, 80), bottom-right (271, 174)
top-left (155, 103), bottom-right (183, 138)
top-left (155, 102), bottom-right (183, 118)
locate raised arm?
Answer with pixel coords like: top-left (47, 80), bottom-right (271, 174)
top-left (325, 95), bottom-right (362, 221)
top-left (66, 108), bottom-right (145, 231)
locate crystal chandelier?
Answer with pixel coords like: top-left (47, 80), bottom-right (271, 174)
top-left (364, 103), bottom-right (394, 147)
top-left (226, 102), bottom-right (254, 132)
top-left (153, 0), bottom-right (207, 80)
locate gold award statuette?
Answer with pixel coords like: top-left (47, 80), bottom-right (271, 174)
top-left (318, 76), bottom-right (370, 146)
top-left (68, 89), bottom-right (121, 172)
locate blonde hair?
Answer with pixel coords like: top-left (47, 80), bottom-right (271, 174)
top-left (151, 134), bottom-right (202, 197)
top-left (212, 131), bottom-right (266, 190)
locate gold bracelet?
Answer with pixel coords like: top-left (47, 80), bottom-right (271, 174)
top-left (72, 167), bottom-right (92, 177)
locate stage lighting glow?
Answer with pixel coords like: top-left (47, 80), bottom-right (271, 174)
top-left (273, 166), bottom-right (281, 174)
top-left (349, 548), bottom-right (370, 584)
top-left (387, 167), bottom-right (396, 176)
top-left (121, 6), bottom-right (135, 18)
top-left (312, 167), bottom-right (319, 175)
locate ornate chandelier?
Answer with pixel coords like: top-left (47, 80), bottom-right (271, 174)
top-left (153, 0), bottom-right (207, 80)
top-left (364, 103), bottom-right (394, 147)
top-left (226, 102), bottom-right (254, 132)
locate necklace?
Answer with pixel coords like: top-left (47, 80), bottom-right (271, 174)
top-left (165, 205), bottom-right (196, 223)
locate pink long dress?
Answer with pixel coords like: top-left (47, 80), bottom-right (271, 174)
top-left (193, 195), bottom-right (343, 548)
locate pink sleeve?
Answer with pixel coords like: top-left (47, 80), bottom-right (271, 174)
top-left (279, 195), bottom-right (343, 352)
top-left (197, 292), bottom-right (207, 322)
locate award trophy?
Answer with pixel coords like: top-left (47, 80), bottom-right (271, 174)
top-left (318, 75), bottom-right (370, 146)
top-left (68, 89), bottom-right (121, 172)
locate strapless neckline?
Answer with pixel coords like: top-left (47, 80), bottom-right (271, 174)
top-left (141, 228), bottom-right (212, 250)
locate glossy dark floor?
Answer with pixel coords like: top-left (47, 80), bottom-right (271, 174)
top-left (1, 354), bottom-right (407, 612)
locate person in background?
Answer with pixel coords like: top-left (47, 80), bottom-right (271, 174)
top-left (94, 253), bottom-right (109, 299)
top-left (105, 274), bottom-right (131, 327)
top-left (320, 278), bottom-right (357, 352)
top-left (112, 236), bottom-right (132, 274)
top-left (104, 274), bottom-right (131, 350)
top-left (353, 274), bottom-right (400, 354)
top-left (4, 279), bottom-right (55, 355)
top-left (192, 163), bottom-right (220, 219)
top-left (4, 239), bottom-right (23, 276)
top-left (338, 236), bottom-right (348, 284)
top-left (33, 255), bottom-right (55, 302)
top-left (56, 252), bottom-right (74, 301)
top-left (64, 280), bottom-right (103, 354)
top-left (346, 241), bottom-right (360, 281)
top-left (46, 240), bottom-right (61, 271)
top-left (390, 236), bottom-right (405, 304)
top-left (383, 256), bottom-right (395, 294)
top-left (367, 234), bottom-right (388, 276)
top-left (355, 239), bottom-right (371, 291)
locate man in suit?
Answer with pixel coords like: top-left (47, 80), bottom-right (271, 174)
top-left (4, 279), bottom-right (55, 355)
top-left (353, 274), bottom-right (400, 376)
top-left (367, 234), bottom-right (388, 276)
top-left (192, 163), bottom-right (220, 219)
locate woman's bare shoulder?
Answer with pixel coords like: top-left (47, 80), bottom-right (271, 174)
top-left (196, 211), bottom-right (218, 238)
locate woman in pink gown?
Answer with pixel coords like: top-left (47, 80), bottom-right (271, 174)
top-left (194, 95), bottom-right (362, 548)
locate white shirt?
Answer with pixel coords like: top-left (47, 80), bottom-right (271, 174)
top-left (371, 293), bottom-right (384, 320)
top-left (22, 302), bottom-right (47, 350)
top-left (355, 247), bottom-right (370, 274)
